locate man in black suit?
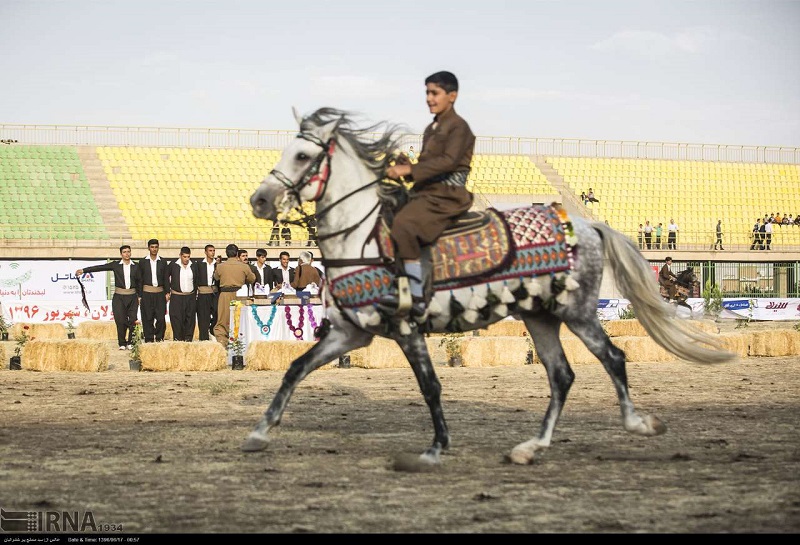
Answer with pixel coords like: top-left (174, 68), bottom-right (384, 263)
top-left (166, 246), bottom-right (197, 342)
top-left (137, 238), bottom-right (169, 343)
top-left (192, 244), bottom-right (218, 341)
top-left (76, 244), bottom-right (139, 350)
top-left (272, 250), bottom-right (295, 289)
top-left (253, 248), bottom-right (274, 291)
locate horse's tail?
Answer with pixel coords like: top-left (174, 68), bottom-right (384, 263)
top-left (591, 221), bottom-right (735, 364)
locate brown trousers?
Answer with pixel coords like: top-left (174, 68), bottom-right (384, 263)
top-left (391, 184), bottom-right (473, 260)
top-left (213, 290), bottom-right (238, 346)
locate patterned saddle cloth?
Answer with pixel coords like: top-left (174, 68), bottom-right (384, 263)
top-left (329, 204), bottom-right (576, 308)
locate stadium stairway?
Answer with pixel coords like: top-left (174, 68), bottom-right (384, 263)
top-left (532, 156), bottom-right (595, 220)
top-left (77, 146), bottom-right (131, 241)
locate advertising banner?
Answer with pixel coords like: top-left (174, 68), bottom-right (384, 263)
top-left (0, 259), bottom-right (108, 303)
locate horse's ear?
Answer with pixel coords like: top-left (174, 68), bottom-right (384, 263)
top-left (292, 106), bottom-right (304, 126)
top-left (317, 116), bottom-right (344, 142)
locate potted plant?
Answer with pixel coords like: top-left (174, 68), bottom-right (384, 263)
top-left (10, 324), bottom-right (33, 370)
top-left (129, 323), bottom-right (143, 371)
top-left (0, 313), bottom-right (10, 342)
top-left (522, 332), bottom-right (535, 365)
top-left (438, 332), bottom-right (464, 367)
top-left (66, 316), bottom-right (76, 339)
top-left (229, 333), bottom-right (245, 370)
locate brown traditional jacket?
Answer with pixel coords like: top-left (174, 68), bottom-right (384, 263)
top-left (213, 259), bottom-right (256, 291)
top-left (409, 107), bottom-right (475, 186)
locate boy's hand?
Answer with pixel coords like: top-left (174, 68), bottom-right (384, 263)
top-left (386, 164), bottom-right (412, 180)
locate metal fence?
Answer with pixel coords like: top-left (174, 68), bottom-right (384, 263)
top-left (2, 123), bottom-right (798, 164)
top-left (649, 259), bottom-right (800, 298)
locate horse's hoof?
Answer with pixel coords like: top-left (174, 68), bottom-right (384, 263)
top-left (241, 432), bottom-right (269, 452)
top-left (645, 415), bottom-right (668, 436)
top-left (508, 446), bottom-right (535, 465)
top-left (392, 452), bottom-right (439, 472)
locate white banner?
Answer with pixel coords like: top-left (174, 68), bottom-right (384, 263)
top-left (1, 300), bottom-right (115, 324)
top-left (0, 259), bottom-right (108, 303)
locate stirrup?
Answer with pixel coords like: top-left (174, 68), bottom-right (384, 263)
top-left (396, 276), bottom-right (412, 315)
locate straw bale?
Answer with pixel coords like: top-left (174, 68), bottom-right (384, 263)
top-left (685, 319), bottom-right (721, 335)
top-left (462, 336), bottom-right (531, 368)
top-left (139, 341), bottom-right (226, 371)
top-left (560, 337), bottom-right (601, 364)
top-left (10, 322), bottom-right (67, 340)
top-left (21, 339), bottom-right (109, 372)
top-left (0, 343), bottom-right (4, 362)
top-left (612, 336), bottom-right (677, 363)
top-left (482, 319), bottom-right (527, 337)
top-left (749, 330), bottom-right (799, 357)
top-left (77, 321), bottom-right (117, 340)
top-left (715, 332), bottom-right (751, 358)
top-left (245, 341), bottom-right (333, 371)
top-left (349, 337), bottom-right (409, 369)
top-left (604, 320), bottom-right (647, 337)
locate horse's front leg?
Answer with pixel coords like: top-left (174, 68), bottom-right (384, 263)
top-left (241, 319), bottom-right (374, 452)
top-left (394, 331), bottom-right (449, 465)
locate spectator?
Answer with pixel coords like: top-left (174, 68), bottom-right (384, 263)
top-left (714, 220), bottom-right (724, 250)
top-left (281, 223), bottom-right (292, 246)
top-left (781, 214), bottom-right (790, 226)
top-left (667, 219), bottom-right (679, 250)
top-left (643, 221), bottom-right (653, 249)
top-left (764, 219), bottom-right (773, 250)
top-left (407, 146), bottom-right (417, 163)
top-left (655, 222), bottom-right (663, 249)
top-left (306, 216), bottom-right (317, 247)
top-left (580, 191), bottom-right (587, 205)
top-left (586, 188), bottom-right (599, 204)
top-left (637, 223), bottom-right (644, 249)
top-left (268, 221), bottom-right (282, 246)
top-left (750, 218), bottom-right (762, 250)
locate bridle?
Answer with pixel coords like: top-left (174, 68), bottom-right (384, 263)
top-left (269, 130), bottom-right (389, 265)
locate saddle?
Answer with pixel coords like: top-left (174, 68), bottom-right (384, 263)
top-left (377, 208), bottom-right (515, 287)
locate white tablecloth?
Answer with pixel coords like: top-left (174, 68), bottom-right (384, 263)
top-left (236, 303), bottom-right (322, 346)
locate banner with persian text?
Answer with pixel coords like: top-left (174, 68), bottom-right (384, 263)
top-left (0, 259), bottom-right (108, 302)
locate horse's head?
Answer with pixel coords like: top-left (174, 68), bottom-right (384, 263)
top-left (250, 107), bottom-right (343, 222)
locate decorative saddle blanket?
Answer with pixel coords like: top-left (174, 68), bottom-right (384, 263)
top-left (329, 204), bottom-right (576, 309)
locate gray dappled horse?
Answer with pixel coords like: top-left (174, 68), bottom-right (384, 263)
top-left (247, 107), bottom-right (734, 466)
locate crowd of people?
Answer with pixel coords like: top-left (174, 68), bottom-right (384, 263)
top-left (636, 219), bottom-right (679, 250)
top-left (750, 213), bottom-right (800, 250)
top-left (76, 240), bottom-right (324, 351)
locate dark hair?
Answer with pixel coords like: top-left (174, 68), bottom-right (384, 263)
top-left (665, 257), bottom-right (672, 262)
top-left (119, 245), bottom-right (131, 253)
top-left (256, 248), bottom-right (267, 258)
top-left (180, 246), bottom-right (191, 255)
top-left (279, 251), bottom-right (290, 259)
top-left (204, 244), bottom-right (215, 251)
top-left (147, 239), bottom-right (159, 247)
top-left (425, 71), bottom-right (459, 93)
top-left (237, 249), bottom-right (248, 257)
top-left (225, 244), bottom-right (239, 258)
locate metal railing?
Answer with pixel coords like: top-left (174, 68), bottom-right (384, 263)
top-left (2, 123), bottom-right (798, 164)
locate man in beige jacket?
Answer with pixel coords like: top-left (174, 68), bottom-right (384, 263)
top-left (212, 244), bottom-right (256, 347)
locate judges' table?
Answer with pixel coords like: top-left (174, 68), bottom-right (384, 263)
top-left (234, 296), bottom-right (323, 347)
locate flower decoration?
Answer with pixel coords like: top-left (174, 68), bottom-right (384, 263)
top-left (229, 333), bottom-right (246, 357)
top-left (13, 325), bottom-right (33, 357)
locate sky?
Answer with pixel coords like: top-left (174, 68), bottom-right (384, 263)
top-left (0, 0), bottom-right (798, 147)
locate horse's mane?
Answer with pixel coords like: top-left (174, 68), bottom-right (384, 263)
top-left (300, 108), bottom-right (409, 211)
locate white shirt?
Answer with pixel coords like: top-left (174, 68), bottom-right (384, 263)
top-left (148, 256), bottom-right (160, 286)
top-left (279, 266), bottom-right (291, 286)
top-left (179, 262), bottom-right (194, 293)
top-left (256, 263), bottom-right (269, 285)
top-left (204, 259), bottom-right (215, 286)
top-left (119, 260), bottom-right (132, 289)
top-left (668, 223), bottom-right (678, 233)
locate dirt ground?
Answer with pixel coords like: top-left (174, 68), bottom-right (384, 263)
top-left (1, 321), bottom-right (799, 535)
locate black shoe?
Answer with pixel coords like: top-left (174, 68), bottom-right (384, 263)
top-left (377, 293), bottom-right (426, 318)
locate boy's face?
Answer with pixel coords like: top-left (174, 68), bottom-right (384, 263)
top-left (426, 83), bottom-right (457, 116)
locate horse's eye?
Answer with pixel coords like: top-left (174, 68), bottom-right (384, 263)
top-left (295, 152), bottom-right (309, 162)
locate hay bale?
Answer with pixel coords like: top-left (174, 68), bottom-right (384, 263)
top-left (462, 337), bottom-right (531, 368)
top-left (244, 340), bottom-right (333, 371)
top-left (78, 321), bottom-right (118, 340)
top-left (10, 322), bottom-right (67, 340)
top-left (612, 336), bottom-right (677, 363)
top-left (350, 337), bottom-right (409, 369)
top-left (749, 330), bottom-right (798, 357)
top-left (685, 319), bottom-right (720, 335)
top-left (21, 339), bottom-right (108, 372)
top-left (605, 320), bottom-right (647, 337)
top-left (139, 341), bottom-right (226, 371)
top-left (560, 337), bottom-right (601, 364)
top-left (482, 319), bottom-right (527, 337)
top-left (716, 332), bottom-right (751, 358)
top-left (0, 343), bottom-right (5, 362)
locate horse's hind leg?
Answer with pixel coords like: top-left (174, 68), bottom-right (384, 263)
top-left (509, 314), bottom-right (575, 465)
top-left (394, 331), bottom-right (449, 465)
top-left (241, 318), bottom-right (374, 452)
top-left (565, 316), bottom-right (667, 438)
